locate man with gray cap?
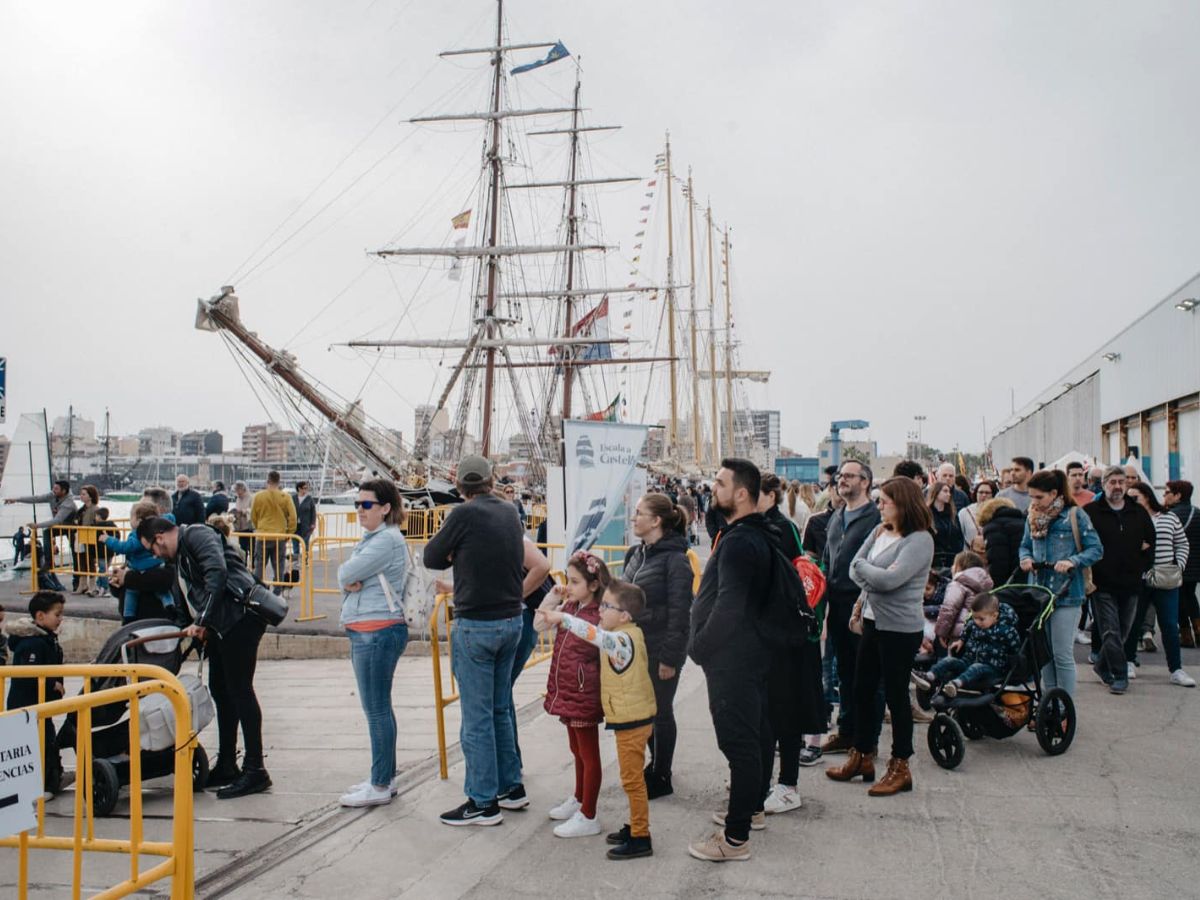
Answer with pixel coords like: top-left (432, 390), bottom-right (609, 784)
top-left (424, 454), bottom-right (528, 825)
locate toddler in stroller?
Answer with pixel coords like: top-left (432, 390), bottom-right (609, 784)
top-left (916, 592), bottom-right (1021, 697)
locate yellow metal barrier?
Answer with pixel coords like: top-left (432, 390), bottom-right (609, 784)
top-left (29, 522), bottom-right (132, 595)
top-left (0, 663), bottom-right (195, 900)
top-left (229, 532), bottom-right (318, 622)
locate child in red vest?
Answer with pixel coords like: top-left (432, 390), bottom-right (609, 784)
top-left (537, 550), bottom-right (609, 838)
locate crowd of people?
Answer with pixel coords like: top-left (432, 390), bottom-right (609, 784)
top-left (2, 449), bottom-right (1197, 863)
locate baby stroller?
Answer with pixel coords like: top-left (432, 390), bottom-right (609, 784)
top-left (920, 572), bottom-right (1077, 770)
top-left (65, 619), bottom-right (211, 815)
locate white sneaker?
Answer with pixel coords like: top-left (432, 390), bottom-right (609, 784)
top-left (346, 775), bottom-right (401, 797)
top-left (1127, 662), bottom-right (1137, 680)
top-left (763, 783), bottom-right (802, 815)
top-left (1170, 669), bottom-right (1197, 688)
top-left (1075, 630), bottom-right (1091, 645)
top-left (339, 783), bottom-right (393, 808)
top-left (548, 795), bottom-right (581, 821)
top-left (552, 809), bottom-right (602, 838)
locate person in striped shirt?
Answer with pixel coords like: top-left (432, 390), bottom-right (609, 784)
top-left (1125, 483), bottom-right (1195, 687)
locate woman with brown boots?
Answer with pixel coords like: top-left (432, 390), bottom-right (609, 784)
top-left (826, 477), bottom-right (934, 797)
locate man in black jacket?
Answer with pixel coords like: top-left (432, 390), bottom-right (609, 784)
top-left (1084, 467), bottom-right (1155, 694)
top-left (172, 474), bottom-right (206, 526)
top-left (820, 460), bottom-right (881, 754)
top-left (1165, 480), bottom-right (1200, 647)
top-left (687, 458), bottom-right (771, 863)
top-left (139, 516), bottom-right (271, 797)
top-left (205, 482), bottom-right (230, 518)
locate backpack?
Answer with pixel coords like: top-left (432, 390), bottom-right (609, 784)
top-left (378, 542), bottom-right (439, 635)
top-left (755, 536), bottom-right (816, 650)
top-left (784, 520), bottom-right (827, 610)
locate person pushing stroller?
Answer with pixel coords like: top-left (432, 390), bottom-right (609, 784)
top-left (916, 593), bottom-right (1021, 697)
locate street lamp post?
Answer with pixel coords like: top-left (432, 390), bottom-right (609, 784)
top-left (913, 415), bottom-right (926, 456)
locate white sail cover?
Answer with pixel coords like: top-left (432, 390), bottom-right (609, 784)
top-left (1, 411), bottom-right (53, 538)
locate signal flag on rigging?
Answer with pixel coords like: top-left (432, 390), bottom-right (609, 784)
top-left (511, 42), bottom-right (570, 75)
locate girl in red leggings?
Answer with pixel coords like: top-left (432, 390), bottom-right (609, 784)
top-left (538, 551), bottom-right (610, 837)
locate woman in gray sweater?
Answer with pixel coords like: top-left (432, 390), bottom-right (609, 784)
top-left (827, 477), bottom-right (934, 797)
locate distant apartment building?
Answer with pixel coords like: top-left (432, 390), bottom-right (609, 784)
top-left (181, 430), bottom-right (224, 456)
top-left (138, 426), bottom-right (181, 457)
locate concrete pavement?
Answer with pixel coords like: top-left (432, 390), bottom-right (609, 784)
top-left (224, 644), bottom-right (1199, 900)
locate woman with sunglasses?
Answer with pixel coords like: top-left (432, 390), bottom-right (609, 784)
top-left (337, 479), bottom-right (411, 807)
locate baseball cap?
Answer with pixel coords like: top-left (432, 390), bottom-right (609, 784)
top-left (456, 454), bottom-right (493, 485)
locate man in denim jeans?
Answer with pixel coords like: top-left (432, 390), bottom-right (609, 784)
top-left (424, 455), bottom-right (529, 825)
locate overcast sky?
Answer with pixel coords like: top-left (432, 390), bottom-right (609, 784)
top-left (3, 0), bottom-right (1199, 460)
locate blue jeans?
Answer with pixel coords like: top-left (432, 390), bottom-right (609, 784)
top-left (1125, 588), bottom-right (1182, 672)
top-left (1041, 604), bottom-right (1078, 695)
top-left (508, 609), bottom-right (538, 767)
top-left (348, 622), bottom-right (409, 787)
top-left (451, 615), bottom-right (523, 806)
top-left (931, 656), bottom-right (1001, 690)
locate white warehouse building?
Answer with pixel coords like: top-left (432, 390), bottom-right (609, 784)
top-left (990, 269), bottom-right (1200, 488)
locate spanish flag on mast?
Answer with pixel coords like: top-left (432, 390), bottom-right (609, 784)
top-left (451, 209), bottom-right (471, 230)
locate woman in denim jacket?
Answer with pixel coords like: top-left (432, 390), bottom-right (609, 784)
top-left (338, 478), bottom-right (411, 808)
top-left (1018, 469), bottom-right (1103, 696)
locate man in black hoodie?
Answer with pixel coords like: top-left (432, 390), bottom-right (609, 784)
top-left (1084, 466), bottom-right (1154, 694)
top-left (687, 458), bottom-right (772, 863)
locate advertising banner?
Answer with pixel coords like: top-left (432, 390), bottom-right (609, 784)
top-left (563, 420), bottom-right (648, 553)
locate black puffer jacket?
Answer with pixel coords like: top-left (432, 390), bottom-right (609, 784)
top-left (982, 506), bottom-right (1026, 587)
top-left (174, 524), bottom-right (258, 637)
top-left (930, 505), bottom-right (964, 569)
top-left (623, 532), bottom-right (694, 669)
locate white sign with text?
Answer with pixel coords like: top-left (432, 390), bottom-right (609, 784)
top-left (0, 709), bottom-right (43, 838)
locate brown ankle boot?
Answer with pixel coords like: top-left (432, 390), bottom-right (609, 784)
top-left (1182, 621), bottom-right (1196, 649)
top-left (868, 757), bottom-right (913, 797)
top-left (825, 748), bottom-right (876, 783)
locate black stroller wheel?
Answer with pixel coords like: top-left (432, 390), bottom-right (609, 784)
top-left (93, 758), bottom-right (120, 817)
top-left (960, 716), bottom-right (985, 741)
top-left (927, 713), bottom-right (965, 769)
top-left (1035, 688), bottom-right (1076, 756)
top-left (191, 746), bottom-right (211, 792)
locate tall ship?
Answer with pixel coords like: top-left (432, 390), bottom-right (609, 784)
top-left (193, 0), bottom-right (771, 491)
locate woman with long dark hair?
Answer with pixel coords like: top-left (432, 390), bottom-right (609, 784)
top-left (1126, 482), bottom-right (1194, 687)
top-left (826, 477), bottom-right (933, 797)
top-left (1017, 469), bottom-right (1103, 696)
top-left (623, 492), bottom-right (693, 798)
top-left (927, 482), bottom-right (963, 569)
top-left (75, 484), bottom-right (101, 596)
top-left (337, 478), bottom-right (411, 807)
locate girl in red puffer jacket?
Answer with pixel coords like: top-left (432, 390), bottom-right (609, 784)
top-left (538, 551), bottom-right (610, 838)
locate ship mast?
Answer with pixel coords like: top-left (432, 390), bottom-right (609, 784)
top-left (663, 134), bottom-right (679, 458)
top-left (479, 0), bottom-right (506, 457)
top-left (561, 73), bottom-right (583, 424)
top-left (706, 205), bottom-right (718, 467)
top-left (686, 169), bottom-right (701, 464)
top-left (723, 226), bottom-right (734, 457)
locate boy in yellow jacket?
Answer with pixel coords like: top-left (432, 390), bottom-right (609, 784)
top-left (541, 579), bottom-right (656, 860)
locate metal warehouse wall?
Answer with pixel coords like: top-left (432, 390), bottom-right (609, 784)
top-left (990, 373), bottom-right (1100, 467)
top-left (991, 269), bottom-right (1200, 479)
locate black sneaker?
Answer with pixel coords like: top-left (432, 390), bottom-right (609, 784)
top-left (797, 746), bottom-right (823, 767)
top-left (645, 772), bottom-right (674, 800)
top-left (497, 784), bottom-right (529, 810)
top-left (606, 824), bottom-right (631, 846)
top-left (216, 766), bottom-right (271, 800)
top-left (206, 758), bottom-right (242, 790)
top-left (607, 834), bottom-right (653, 860)
top-left (440, 798), bottom-right (502, 826)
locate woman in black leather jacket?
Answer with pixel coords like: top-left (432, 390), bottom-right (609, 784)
top-left (623, 493), bottom-right (694, 798)
top-left (137, 516), bottom-right (270, 800)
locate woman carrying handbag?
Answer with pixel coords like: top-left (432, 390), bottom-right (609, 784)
top-left (1126, 483), bottom-right (1195, 687)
